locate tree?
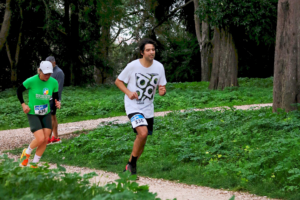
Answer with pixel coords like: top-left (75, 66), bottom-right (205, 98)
top-left (4, 0), bottom-right (23, 87)
top-left (0, 0), bottom-right (12, 52)
top-left (193, 0), bottom-right (212, 81)
top-left (197, 0), bottom-right (278, 90)
top-left (273, 0), bottom-right (300, 112)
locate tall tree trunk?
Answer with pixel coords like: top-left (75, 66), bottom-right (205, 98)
top-left (6, 6), bottom-right (23, 87)
top-left (0, 0), bottom-right (12, 52)
top-left (273, 0), bottom-right (300, 112)
top-left (95, 21), bottom-right (111, 84)
top-left (64, 0), bottom-right (71, 86)
top-left (70, 1), bottom-right (79, 85)
top-left (209, 27), bottom-right (238, 90)
top-left (201, 19), bottom-right (212, 82)
top-left (193, 0), bottom-right (212, 81)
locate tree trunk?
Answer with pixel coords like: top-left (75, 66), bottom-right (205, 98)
top-left (95, 21), bottom-right (111, 84)
top-left (64, 0), bottom-right (71, 86)
top-left (0, 0), bottom-right (12, 52)
top-left (6, 6), bottom-right (22, 87)
top-left (209, 27), bottom-right (238, 90)
top-left (201, 19), bottom-right (212, 82)
top-left (193, 0), bottom-right (212, 82)
top-left (70, 1), bottom-right (79, 85)
top-left (273, 0), bottom-right (300, 112)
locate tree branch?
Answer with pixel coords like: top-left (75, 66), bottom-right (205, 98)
top-left (6, 42), bottom-right (12, 66)
top-left (152, 0), bottom-right (193, 31)
top-left (126, 9), bottom-right (146, 16)
top-left (110, 27), bottom-right (123, 45)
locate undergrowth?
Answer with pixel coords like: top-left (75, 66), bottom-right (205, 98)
top-left (0, 77), bottom-right (272, 130)
top-left (0, 154), bottom-right (162, 200)
top-left (13, 106), bottom-right (299, 200)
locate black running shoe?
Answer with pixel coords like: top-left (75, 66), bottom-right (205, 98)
top-left (124, 163), bottom-right (139, 180)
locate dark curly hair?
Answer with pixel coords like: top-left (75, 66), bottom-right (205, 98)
top-left (139, 38), bottom-right (157, 56)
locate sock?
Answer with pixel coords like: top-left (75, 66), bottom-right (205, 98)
top-left (129, 156), bottom-right (138, 167)
top-left (25, 145), bottom-right (33, 155)
top-left (32, 154), bottom-right (42, 163)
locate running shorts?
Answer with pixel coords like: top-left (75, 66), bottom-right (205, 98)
top-left (27, 113), bottom-right (52, 133)
top-left (128, 112), bottom-right (154, 135)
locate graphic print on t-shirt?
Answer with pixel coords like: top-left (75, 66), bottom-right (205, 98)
top-left (136, 73), bottom-right (159, 104)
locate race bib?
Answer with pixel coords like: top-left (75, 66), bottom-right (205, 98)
top-left (130, 114), bottom-right (148, 128)
top-left (34, 104), bottom-right (48, 115)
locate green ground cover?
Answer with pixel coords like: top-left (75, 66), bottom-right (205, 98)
top-left (0, 154), bottom-right (163, 200)
top-left (0, 77), bottom-right (272, 130)
top-left (9, 106), bottom-right (300, 200)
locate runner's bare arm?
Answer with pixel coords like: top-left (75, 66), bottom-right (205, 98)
top-left (159, 85), bottom-right (166, 96)
top-left (16, 84), bottom-right (30, 113)
top-left (115, 78), bottom-right (138, 100)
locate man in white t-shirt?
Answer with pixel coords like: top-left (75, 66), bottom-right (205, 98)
top-left (115, 38), bottom-right (167, 177)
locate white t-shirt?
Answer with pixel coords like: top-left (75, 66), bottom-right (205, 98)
top-left (118, 59), bottom-right (167, 118)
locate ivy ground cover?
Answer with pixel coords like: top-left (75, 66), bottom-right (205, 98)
top-left (0, 77), bottom-right (272, 130)
top-left (0, 154), bottom-right (163, 200)
top-left (21, 106), bottom-right (300, 200)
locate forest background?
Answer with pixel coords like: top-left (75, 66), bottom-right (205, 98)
top-left (0, 0), bottom-right (278, 88)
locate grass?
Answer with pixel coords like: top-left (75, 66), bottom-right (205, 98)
top-left (0, 77), bottom-right (273, 130)
top-left (8, 105), bottom-right (300, 200)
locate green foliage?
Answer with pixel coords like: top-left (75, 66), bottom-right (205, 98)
top-left (197, 0), bottom-right (278, 44)
top-left (0, 154), bottom-right (161, 200)
top-left (159, 25), bottom-right (201, 82)
top-left (0, 78), bottom-right (273, 130)
top-left (39, 106), bottom-right (300, 199)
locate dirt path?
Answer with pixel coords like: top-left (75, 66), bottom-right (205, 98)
top-left (0, 103), bottom-right (277, 200)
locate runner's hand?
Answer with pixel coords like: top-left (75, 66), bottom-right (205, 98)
top-left (55, 99), bottom-right (61, 109)
top-left (159, 85), bottom-right (166, 96)
top-left (127, 91), bottom-right (139, 100)
top-left (22, 104), bottom-right (30, 114)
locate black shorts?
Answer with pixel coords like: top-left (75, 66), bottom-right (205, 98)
top-left (27, 113), bottom-right (52, 133)
top-left (50, 99), bottom-right (57, 115)
top-left (128, 112), bottom-right (154, 135)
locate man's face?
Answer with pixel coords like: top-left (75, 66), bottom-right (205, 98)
top-left (141, 44), bottom-right (155, 62)
top-left (50, 61), bottom-right (56, 67)
top-left (40, 72), bottom-right (51, 81)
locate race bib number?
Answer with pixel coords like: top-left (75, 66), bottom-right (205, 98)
top-left (130, 114), bottom-right (148, 128)
top-left (34, 104), bottom-right (48, 115)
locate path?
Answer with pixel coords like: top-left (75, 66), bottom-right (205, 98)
top-left (1, 103), bottom-right (278, 200)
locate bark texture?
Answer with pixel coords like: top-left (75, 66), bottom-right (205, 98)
top-left (273, 0), bottom-right (300, 112)
top-left (209, 27), bottom-right (238, 90)
top-left (70, 1), bottom-right (79, 85)
top-left (201, 19), bottom-right (212, 82)
top-left (94, 21), bottom-right (111, 84)
top-left (0, 0), bottom-right (12, 52)
top-left (6, 6), bottom-right (23, 87)
top-left (193, 0), bottom-right (212, 82)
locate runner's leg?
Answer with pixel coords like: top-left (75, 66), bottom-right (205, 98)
top-left (35, 128), bottom-right (51, 156)
top-left (129, 126), bottom-right (148, 161)
top-left (137, 137), bottom-right (147, 160)
top-left (51, 115), bottom-right (58, 138)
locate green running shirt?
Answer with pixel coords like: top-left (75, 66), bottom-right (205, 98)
top-left (23, 74), bottom-right (58, 115)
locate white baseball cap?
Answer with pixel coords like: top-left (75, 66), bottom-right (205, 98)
top-left (39, 61), bottom-right (53, 74)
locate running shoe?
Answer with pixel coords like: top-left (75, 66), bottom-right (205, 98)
top-left (30, 163), bottom-right (38, 168)
top-left (20, 148), bottom-right (30, 166)
top-left (50, 136), bottom-right (61, 144)
top-left (47, 137), bottom-right (52, 145)
top-left (124, 163), bottom-right (139, 180)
